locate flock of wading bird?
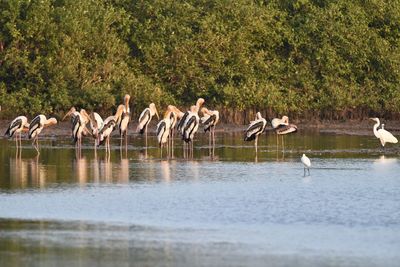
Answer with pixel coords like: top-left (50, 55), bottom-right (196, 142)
top-left (3, 95), bottom-right (399, 172)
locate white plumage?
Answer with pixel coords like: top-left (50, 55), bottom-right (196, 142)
top-left (137, 103), bottom-right (159, 135)
top-left (5, 116), bottom-right (29, 138)
top-left (244, 112), bottom-right (267, 153)
top-left (301, 154), bottom-right (311, 167)
top-left (301, 154), bottom-right (311, 176)
top-left (371, 118), bottom-right (398, 147)
top-left (28, 115), bottom-right (57, 154)
top-left (119, 94), bottom-right (131, 137)
top-left (156, 112), bottom-right (172, 147)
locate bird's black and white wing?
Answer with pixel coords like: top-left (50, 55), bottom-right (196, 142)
top-left (183, 115), bottom-right (198, 143)
top-left (177, 111), bottom-right (189, 133)
top-left (28, 115), bottom-right (42, 139)
top-left (5, 117), bottom-right (23, 138)
top-left (244, 119), bottom-right (266, 141)
top-left (276, 124), bottom-right (298, 135)
top-left (202, 114), bottom-right (217, 132)
top-left (138, 108), bottom-right (150, 134)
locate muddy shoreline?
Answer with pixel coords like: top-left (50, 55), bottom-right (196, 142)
top-left (0, 119), bottom-right (399, 138)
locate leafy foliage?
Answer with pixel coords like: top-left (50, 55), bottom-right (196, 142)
top-left (0, 0), bottom-right (399, 119)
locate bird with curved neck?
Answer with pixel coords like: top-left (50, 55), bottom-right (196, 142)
top-left (137, 103), bottom-right (159, 141)
top-left (5, 116), bottom-right (30, 151)
top-left (271, 115), bottom-right (297, 151)
top-left (177, 98), bottom-right (205, 135)
top-left (99, 105), bottom-right (125, 155)
top-left (28, 115), bottom-right (58, 154)
top-left (370, 118), bottom-right (398, 149)
top-left (63, 107), bottom-right (91, 151)
top-left (200, 107), bottom-right (219, 147)
top-left (244, 112), bottom-right (267, 153)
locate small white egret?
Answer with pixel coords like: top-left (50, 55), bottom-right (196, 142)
top-left (301, 154), bottom-right (311, 176)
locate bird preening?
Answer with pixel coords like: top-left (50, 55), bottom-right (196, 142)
top-left (244, 112), bottom-right (267, 153)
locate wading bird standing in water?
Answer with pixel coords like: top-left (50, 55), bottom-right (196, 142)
top-left (301, 154), bottom-right (311, 176)
top-left (370, 118), bottom-right (398, 149)
top-left (201, 107), bottom-right (219, 147)
top-left (271, 115), bottom-right (297, 150)
top-left (166, 105), bottom-right (184, 156)
top-left (28, 115), bottom-right (57, 154)
top-left (5, 116), bottom-right (30, 150)
top-left (118, 94), bottom-right (131, 149)
top-left (88, 112), bottom-right (104, 149)
top-left (244, 112), bottom-right (267, 153)
top-left (178, 98), bottom-right (205, 157)
top-left (181, 99), bottom-right (205, 156)
top-left (137, 103), bottom-right (159, 145)
top-left (156, 107), bottom-right (173, 157)
top-left (98, 105), bottom-right (125, 155)
top-left (63, 107), bottom-right (91, 151)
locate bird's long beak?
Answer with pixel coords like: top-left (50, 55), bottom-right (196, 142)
top-left (62, 110), bottom-right (72, 121)
top-left (369, 118), bottom-right (375, 121)
top-left (155, 109), bottom-right (159, 120)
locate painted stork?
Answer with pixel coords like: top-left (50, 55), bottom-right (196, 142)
top-left (301, 154), bottom-right (311, 176)
top-left (5, 116), bottom-right (30, 149)
top-left (244, 112), bottom-right (267, 153)
top-left (62, 107), bottom-right (80, 123)
top-left (98, 105), bottom-right (125, 154)
top-left (271, 115), bottom-right (298, 149)
top-left (370, 118), bottom-right (398, 148)
top-left (200, 107), bottom-right (219, 146)
top-left (28, 115), bottom-right (58, 154)
top-left (118, 94), bottom-right (131, 148)
top-left (177, 98), bottom-right (205, 134)
top-left (156, 108), bottom-right (173, 157)
top-left (63, 108), bottom-right (91, 149)
top-left (137, 103), bottom-right (159, 136)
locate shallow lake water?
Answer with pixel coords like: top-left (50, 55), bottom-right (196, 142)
top-left (0, 131), bottom-right (399, 267)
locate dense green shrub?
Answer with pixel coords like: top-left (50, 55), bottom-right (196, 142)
top-left (0, 0), bottom-right (399, 120)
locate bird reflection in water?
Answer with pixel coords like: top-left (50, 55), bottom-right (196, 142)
top-left (74, 155), bottom-right (88, 185)
top-left (160, 160), bottom-right (171, 182)
top-left (118, 157), bottom-right (129, 184)
top-left (100, 155), bottom-right (113, 183)
top-left (29, 155), bottom-right (46, 188)
top-left (9, 155), bottom-right (28, 189)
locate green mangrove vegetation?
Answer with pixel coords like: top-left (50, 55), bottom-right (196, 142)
top-left (0, 0), bottom-right (399, 121)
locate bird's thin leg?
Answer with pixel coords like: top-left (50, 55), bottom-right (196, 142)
top-left (19, 132), bottom-right (22, 149)
top-left (304, 167), bottom-right (306, 177)
top-left (94, 140), bottom-right (97, 158)
top-left (15, 135), bottom-right (18, 149)
top-left (33, 138), bottom-right (39, 155)
top-left (255, 135), bottom-right (258, 154)
top-left (282, 135), bottom-right (284, 152)
top-left (145, 126), bottom-right (148, 148)
top-left (171, 133), bottom-right (174, 158)
top-left (209, 130), bottom-right (211, 148)
top-left (160, 144), bottom-right (163, 158)
top-left (213, 127), bottom-right (216, 147)
top-left (125, 132), bottom-right (128, 154)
